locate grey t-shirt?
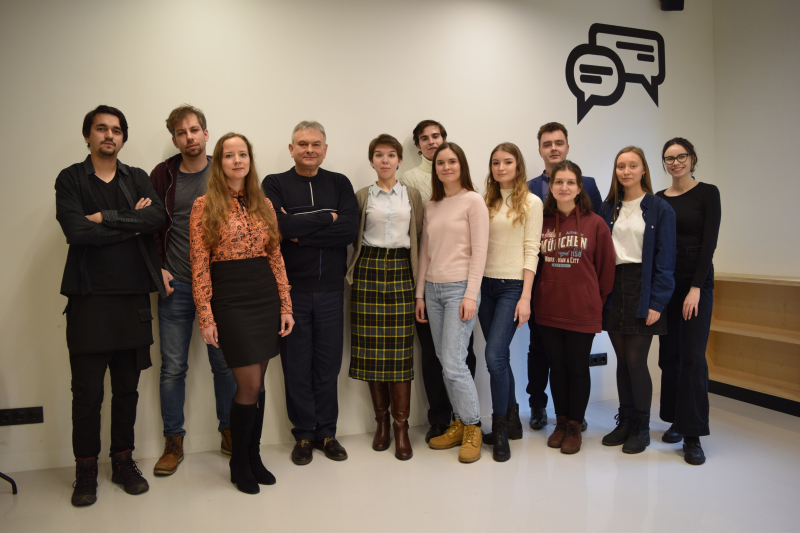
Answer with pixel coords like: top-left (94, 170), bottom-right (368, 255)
top-left (164, 161), bottom-right (210, 283)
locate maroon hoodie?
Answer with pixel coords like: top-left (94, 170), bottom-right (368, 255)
top-left (534, 207), bottom-right (616, 333)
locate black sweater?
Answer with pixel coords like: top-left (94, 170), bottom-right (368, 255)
top-left (262, 167), bottom-right (358, 293)
top-left (656, 182), bottom-right (721, 287)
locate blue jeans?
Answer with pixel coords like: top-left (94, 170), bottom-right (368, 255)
top-left (477, 277), bottom-right (522, 415)
top-left (425, 281), bottom-right (481, 426)
top-left (158, 278), bottom-right (236, 436)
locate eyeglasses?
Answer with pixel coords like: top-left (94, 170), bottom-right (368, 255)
top-left (663, 153), bottom-right (691, 165)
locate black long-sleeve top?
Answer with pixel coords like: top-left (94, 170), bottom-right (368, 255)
top-left (261, 167), bottom-right (359, 293)
top-left (55, 156), bottom-right (166, 296)
top-left (656, 182), bottom-right (721, 287)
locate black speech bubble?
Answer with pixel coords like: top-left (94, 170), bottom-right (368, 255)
top-left (589, 24), bottom-right (665, 105)
top-left (565, 43), bottom-right (626, 123)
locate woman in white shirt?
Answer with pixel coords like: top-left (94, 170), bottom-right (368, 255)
top-left (477, 143), bottom-right (542, 462)
top-left (600, 146), bottom-right (676, 455)
top-left (346, 134), bottom-right (423, 461)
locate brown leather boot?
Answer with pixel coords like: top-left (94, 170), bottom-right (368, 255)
top-left (368, 382), bottom-right (391, 451)
top-left (221, 429), bottom-right (232, 455)
top-left (390, 381), bottom-right (413, 461)
top-left (547, 415), bottom-right (568, 448)
top-left (561, 419), bottom-right (583, 454)
top-left (153, 435), bottom-right (183, 476)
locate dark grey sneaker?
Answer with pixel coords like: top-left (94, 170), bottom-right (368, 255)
top-left (111, 450), bottom-right (149, 495)
top-left (71, 457), bottom-right (98, 507)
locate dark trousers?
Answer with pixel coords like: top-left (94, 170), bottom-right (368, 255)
top-left (280, 290), bottom-right (344, 441)
top-left (70, 350), bottom-right (141, 459)
top-left (538, 325), bottom-right (595, 422)
top-left (415, 306), bottom-right (476, 426)
top-left (658, 251), bottom-right (713, 437)
top-left (526, 277), bottom-right (549, 409)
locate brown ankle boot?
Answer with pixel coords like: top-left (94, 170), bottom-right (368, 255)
top-left (547, 415), bottom-right (568, 448)
top-left (368, 382), bottom-right (391, 451)
top-left (561, 419), bottom-right (583, 454)
top-left (389, 382), bottom-right (413, 460)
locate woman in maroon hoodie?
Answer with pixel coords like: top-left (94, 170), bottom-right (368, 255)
top-left (534, 160), bottom-right (616, 454)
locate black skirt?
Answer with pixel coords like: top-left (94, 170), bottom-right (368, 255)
top-left (603, 263), bottom-right (667, 335)
top-left (211, 257), bottom-right (280, 368)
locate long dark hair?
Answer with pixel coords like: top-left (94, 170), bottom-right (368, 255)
top-left (542, 160), bottom-right (592, 217)
top-left (430, 142), bottom-right (475, 202)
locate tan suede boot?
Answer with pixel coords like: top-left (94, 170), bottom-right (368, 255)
top-left (153, 435), bottom-right (183, 476)
top-left (458, 424), bottom-right (482, 463)
top-left (429, 420), bottom-right (464, 450)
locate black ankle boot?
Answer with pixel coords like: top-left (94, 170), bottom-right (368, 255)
top-left (683, 437), bottom-right (706, 465)
top-left (111, 450), bottom-right (149, 495)
top-left (250, 392), bottom-right (276, 485)
top-left (506, 404), bottom-right (523, 440)
top-left (491, 414), bottom-right (510, 462)
top-left (662, 424), bottom-right (683, 443)
top-left (229, 401), bottom-right (259, 494)
top-left (602, 406), bottom-right (634, 446)
top-left (622, 411), bottom-right (651, 454)
top-left (71, 457), bottom-right (98, 506)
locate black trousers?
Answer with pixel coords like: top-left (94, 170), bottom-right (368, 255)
top-left (658, 250), bottom-right (713, 437)
top-left (537, 325), bottom-right (595, 422)
top-left (280, 290), bottom-right (344, 441)
top-left (70, 350), bottom-right (141, 459)
top-left (415, 305), bottom-right (476, 426)
top-left (526, 277), bottom-right (550, 409)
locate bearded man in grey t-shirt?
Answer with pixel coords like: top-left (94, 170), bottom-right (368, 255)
top-left (148, 105), bottom-right (236, 476)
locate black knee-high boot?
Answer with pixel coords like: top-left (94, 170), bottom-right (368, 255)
top-left (250, 391), bottom-right (276, 485)
top-left (229, 400), bottom-right (259, 494)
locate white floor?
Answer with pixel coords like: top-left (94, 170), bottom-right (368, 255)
top-left (2, 395), bottom-right (799, 533)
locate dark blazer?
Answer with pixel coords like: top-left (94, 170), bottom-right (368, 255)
top-left (600, 193), bottom-right (677, 318)
top-left (528, 172), bottom-right (603, 215)
top-left (55, 156), bottom-right (166, 297)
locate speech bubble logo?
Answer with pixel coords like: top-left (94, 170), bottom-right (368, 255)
top-left (566, 44), bottom-right (626, 123)
top-left (566, 24), bottom-right (666, 122)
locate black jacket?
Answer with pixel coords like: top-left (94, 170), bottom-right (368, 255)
top-left (261, 167), bottom-right (358, 293)
top-left (55, 156), bottom-right (167, 297)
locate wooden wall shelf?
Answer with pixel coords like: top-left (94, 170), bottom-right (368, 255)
top-left (707, 273), bottom-right (800, 403)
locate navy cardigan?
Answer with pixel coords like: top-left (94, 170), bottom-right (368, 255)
top-left (601, 193), bottom-right (677, 318)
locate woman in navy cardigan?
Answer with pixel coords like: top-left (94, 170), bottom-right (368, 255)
top-left (600, 146), bottom-right (676, 454)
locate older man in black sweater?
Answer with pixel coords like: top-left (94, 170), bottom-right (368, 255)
top-left (262, 121), bottom-right (358, 465)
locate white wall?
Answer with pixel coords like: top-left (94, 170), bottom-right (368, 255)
top-left (0, 0), bottom-right (719, 473)
top-left (712, 0), bottom-right (800, 276)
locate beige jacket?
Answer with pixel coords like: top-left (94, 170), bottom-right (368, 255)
top-left (346, 184), bottom-right (424, 285)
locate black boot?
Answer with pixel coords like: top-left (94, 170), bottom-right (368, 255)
top-left (111, 450), bottom-right (149, 495)
top-left (529, 407), bottom-right (548, 430)
top-left (250, 392), bottom-right (276, 485)
top-left (662, 424), bottom-right (684, 443)
top-left (622, 411), bottom-right (651, 454)
top-left (683, 437), bottom-right (706, 465)
top-left (71, 457), bottom-right (98, 506)
top-left (491, 414), bottom-right (510, 462)
top-left (506, 404), bottom-right (523, 440)
top-left (602, 406), bottom-right (634, 446)
top-left (229, 400), bottom-right (259, 494)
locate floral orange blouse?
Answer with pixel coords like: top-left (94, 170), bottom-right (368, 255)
top-left (190, 188), bottom-right (292, 329)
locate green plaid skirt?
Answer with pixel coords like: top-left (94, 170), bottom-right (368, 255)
top-left (349, 245), bottom-right (414, 382)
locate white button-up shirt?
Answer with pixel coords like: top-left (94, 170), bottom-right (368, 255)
top-left (362, 182), bottom-right (412, 249)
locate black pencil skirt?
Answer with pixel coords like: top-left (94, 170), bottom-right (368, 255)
top-left (211, 256), bottom-right (280, 368)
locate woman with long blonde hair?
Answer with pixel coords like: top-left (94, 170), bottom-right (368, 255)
top-left (477, 142), bottom-right (542, 461)
top-left (599, 146), bottom-right (675, 455)
top-left (190, 132), bottom-right (294, 493)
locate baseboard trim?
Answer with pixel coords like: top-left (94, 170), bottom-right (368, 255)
top-left (709, 381), bottom-right (800, 417)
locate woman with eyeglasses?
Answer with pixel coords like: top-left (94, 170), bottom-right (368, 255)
top-left (655, 138), bottom-right (720, 465)
top-left (600, 146), bottom-right (675, 455)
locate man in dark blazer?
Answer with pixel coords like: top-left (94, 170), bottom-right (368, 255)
top-left (526, 122), bottom-right (603, 431)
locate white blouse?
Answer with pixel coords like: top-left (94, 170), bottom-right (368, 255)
top-left (362, 182), bottom-right (412, 249)
top-left (612, 194), bottom-right (645, 265)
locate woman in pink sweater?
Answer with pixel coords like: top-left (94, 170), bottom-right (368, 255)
top-left (415, 142), bottom-right (489, 463)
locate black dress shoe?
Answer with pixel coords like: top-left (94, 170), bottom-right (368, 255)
top-left (529, 407), bottom-right (547, 430)
top-left (425, 423), bottom-right (448, 443)
top-left (315, 437), bottom-right (348, 461)
top-left (662, 424), bottom-right (684, 443)
top-left (683, 440), bottom-right (706, 465)
top-left (291, 440), bottom-right (313, 465)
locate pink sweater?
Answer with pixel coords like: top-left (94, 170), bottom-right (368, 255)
top-left (416, 189), bottom-right (490, 300)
